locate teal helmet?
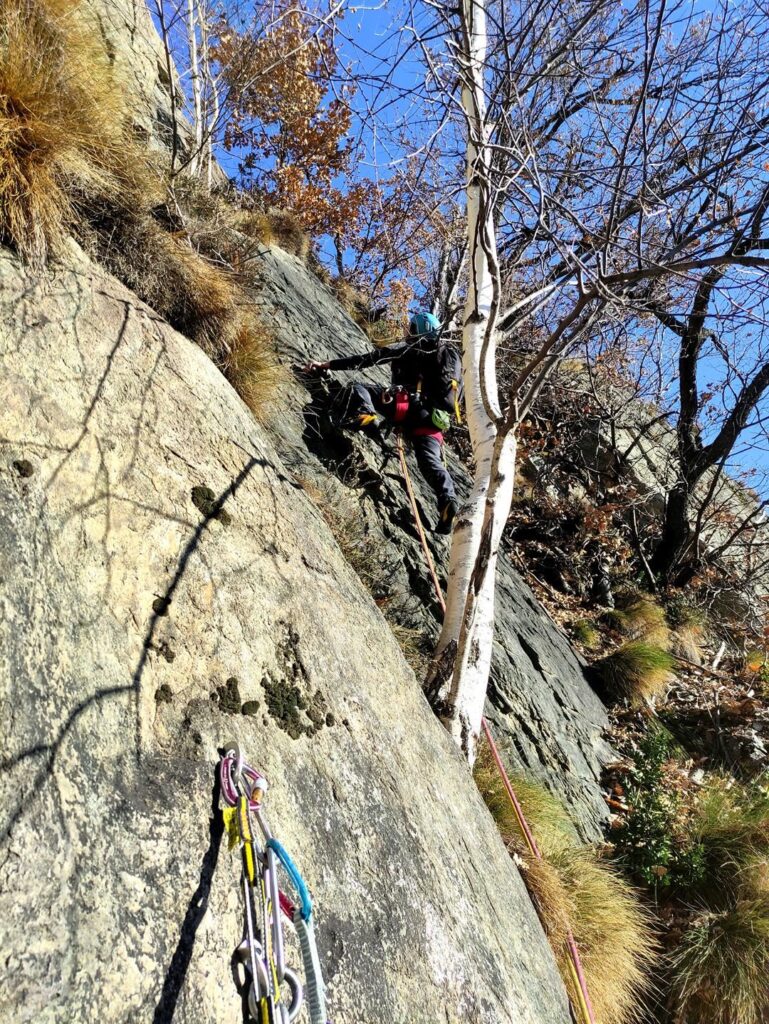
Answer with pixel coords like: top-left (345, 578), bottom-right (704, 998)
top-left (409, 311), bottom-right (441, 339)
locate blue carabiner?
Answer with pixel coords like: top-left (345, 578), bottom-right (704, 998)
top-left (266, 837), bottom-right (313, 922)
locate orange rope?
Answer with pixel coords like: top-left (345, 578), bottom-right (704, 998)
top-left (395, 433), bottom-right (446, 615)
top-left (396, 437), bottom-right (596, 1024)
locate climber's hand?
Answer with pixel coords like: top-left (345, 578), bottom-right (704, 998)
top-left (296, 360), bottom-right (331, 375)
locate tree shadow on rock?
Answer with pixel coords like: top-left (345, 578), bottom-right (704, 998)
top-left (152, 769), bottom-right (225, 1024)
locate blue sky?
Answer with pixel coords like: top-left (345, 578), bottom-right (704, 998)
top-left (153, 0), bottom-right (769, 496)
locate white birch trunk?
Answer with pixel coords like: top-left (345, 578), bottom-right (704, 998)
top-left (186, 0), bottom-right (203, 174)
top-left (428, 0), bottom-right (520, 763)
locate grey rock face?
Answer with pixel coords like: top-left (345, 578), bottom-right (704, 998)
top-left (0, 244), bottom-right (571, 1024)
top-left (251, 247), bottom-right (613, 839)
top-left (81, 0), bottom-right (194, 156)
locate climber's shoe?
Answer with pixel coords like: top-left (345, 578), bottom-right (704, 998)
top-left (344, 412), bottom-right (384, 435)
top-left (435, 498), bottom-right (458, 534)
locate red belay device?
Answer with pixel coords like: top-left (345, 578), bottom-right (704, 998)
top-left (219, 745), bottom-right (330, 1024)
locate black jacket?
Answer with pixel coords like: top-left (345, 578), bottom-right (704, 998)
top-left (327, 336), bottom-right (461, 414)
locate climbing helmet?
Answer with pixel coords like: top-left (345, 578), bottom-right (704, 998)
top-left (408, 311), bottom-right (441, 339)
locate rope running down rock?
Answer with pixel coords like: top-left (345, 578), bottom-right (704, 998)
top-left (395, 433), bottom-right (596, 1024)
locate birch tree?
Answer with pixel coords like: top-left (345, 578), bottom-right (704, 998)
top-left (420, 0), bottom-right (769, 760)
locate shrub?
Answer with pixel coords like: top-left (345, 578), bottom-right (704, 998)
top-left (612, 728), bottom-right (706, 891)
top-left (669, 897), bottom-right (769, 1024)
top-left (0, 0), bottom-right (153, 263)
top-left (745, 649), bottom-right (767, 674)
top-left (363, 318), bottom-right (404, 348)
top-left (594, 641), bottom-right (675, 704)
top-left (474, 746), bottom-right (656, 1024)
top-left (666, 595), bottom-right (707, 631)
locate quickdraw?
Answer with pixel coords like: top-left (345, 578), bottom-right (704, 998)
top-left (219, 745), bottom-right (330, 1024)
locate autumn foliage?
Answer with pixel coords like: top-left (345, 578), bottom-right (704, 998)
top-left (215, 2), bottom-right (367, 240)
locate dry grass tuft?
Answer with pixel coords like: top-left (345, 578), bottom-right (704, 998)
top-left (0, 0), bottom-right (287, 420)
top-left (266, 210), bottom-right (309, 259)
top-left (84, 208), bottom-right (288, 413)
top-left (559, 850), bottom-right (657, 1024)
top-left (594, 641), bottom-right (675, 704)
top-left (298, 477), bottom-right (394, 600)
top-left (297, 475), bottom-right (428, 668)
top-left (157, 235), bottom-right (239, 357)
top-left (236, 209), bottom-right (309, 260)
top-left (0, 0), bottom-right (155, 263)
top-left (221, 317), bottom-right (291, 423)
top-left (474, 745), bottom-right (657, 1023)
top-left (386, 620), bottom-right (430, 676)
top-left (672, 625), bottom-right (704, 665)
top-left (516, 851), bottom-right (574, 951)
top-left (85, 214), bottom-right (237, 358)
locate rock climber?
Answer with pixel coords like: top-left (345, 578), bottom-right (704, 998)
top-left (302, 311), bottom-right (463, 533)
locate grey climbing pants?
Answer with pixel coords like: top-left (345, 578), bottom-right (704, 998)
top-left (337, 382), bottom-right (456, 507)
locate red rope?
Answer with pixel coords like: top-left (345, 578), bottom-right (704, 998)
top-left (396, 438), bottom-right (596, 1024)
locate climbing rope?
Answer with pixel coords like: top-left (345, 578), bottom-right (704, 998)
top-left (395, 432), bottom-right (446, 615)
top-left (219, 746), bottom-right (330, 1024)
top-left (396, 442), bottom-right (596, 1024)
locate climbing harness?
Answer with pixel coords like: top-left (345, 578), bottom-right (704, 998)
top-left (380, 386), bottom-right (410, 423)
top-left (219, 746), bottom-right (330, 1024)
top-left (396, 451), bottom-right (596, 1024)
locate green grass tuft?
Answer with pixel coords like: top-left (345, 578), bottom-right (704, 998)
top-left (670, 897), bottom-right (769, 1024)
top-left (573, 619), bottom-right (602, 650)
top-left (687, 777), bottom-right (769, 898)
top-left (595, 641), bottom-right (675, 704)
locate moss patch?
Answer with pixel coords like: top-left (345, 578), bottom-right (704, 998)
top-left (263, 676), bottom-right (306, 738)
top-left (191, 484), bottom-right (232, 526)
top-left (263, 677), bottom-right (330, 740)
top-left (213, 676), bottom-right (241, 714)
top-left (154, 683), bottom-right (173, 704)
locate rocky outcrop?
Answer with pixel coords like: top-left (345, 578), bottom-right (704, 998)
top-left (82, 0), bottom-right (194, 155)
top-left (570, 375), bottom-right (769, 617)
top-left (251, 248), bottom-right (613, 840)
top-left (74, 0), bottom-right (612, 836)
top-left (0, 243), bottom-right (572, 1023)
